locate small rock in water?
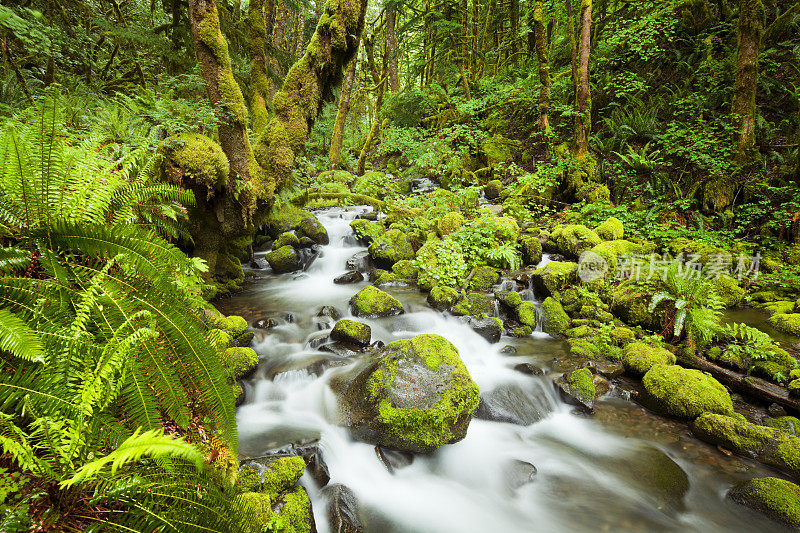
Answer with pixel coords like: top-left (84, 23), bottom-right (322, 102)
top-left (235, 380), bottom-right (246, 407)
top-left (474, 383), bottom-right (552, 425)
top-left (331, 319), bottom-right (371, 347)
top-left (504, 459), bottom-right (537, 489)
top-left (316, 306), bottom-right (342, 321)
top-left (320, 341), bottom-right (365, 357)
top-left (458, 316), bottom-right (502, 343)
top-left (253, 318), bottom-right (278, 330)
top-left (595, 361), bottom-right (624, 379)
top-left (249, 260), bottom-right (261, 269)
top-left (305, 356), bottom-right (352, 377)
top-left (307, 332), bottom-right (330, 349)
top-left (334, 270), bottom-right (365, 284)
top-left (375, 446), bottom-right (414, 474)
top-left (513, 363), bottom-right (543, 375)
top-left (345, 251), bottom-right (373, 273)
top-left (500, 345), bottom-right (518, 355)
top-left (322, 484), bottom-right (363, 533)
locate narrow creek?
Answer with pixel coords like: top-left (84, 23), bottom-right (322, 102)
top-left (218, 207), bottom-right (788, 533)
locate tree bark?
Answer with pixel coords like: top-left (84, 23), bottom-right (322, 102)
top-left (575, 0), bottom-right (592, 156)
top-left (357, 35), bottom-right (386, 176)
top-left (254, 0), bottom-right (368, 190)
top-left (249, 0), bottom-right (270, 133)
top-left (533, 0), bottom-right (551, 133)
top-left (732, 0), bottom-right (764, 165)
top-left (386, 9), bottom-right (400, 92)
top-left (329, 55), bottom-right (359, 169)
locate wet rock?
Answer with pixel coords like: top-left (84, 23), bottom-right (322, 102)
top-left (305, 356), bottom-right (353, 377)
top-left (331, 319), bottom-right (371, 347)
top-left (595, 361), bottom-right (624, 379)
top-left (520, 235), bottom-right (543, 266)
top-left (375, 446), bottom-right (414, 473)
top-left (532, 261), bottom-right (578, 297)
top-left (474, 382), bottom-right (552, 425)
top-left (298, 247), bottom-right (321, 271)
top-left (226, 347), bottom-right (259, 380)
top-left (500, 345), bottom-right (518, 355)
top-left (504, 459), bottom-right (537, 489)
top-left (459, 316), bottom-right (503, 343)
top-left (768, 403), bottom-right (787, 418)
top-left (298, 214), bottom-right (329, 245)
top-left (622, 342), bottom-right (676, 376)
top-left (316, 306), bottom-right (342, 321)
top-left (346, 251), bottom-right (373, 273)
top-left (642, 364), bottom-right (733, 419)
top-left (368, 229), bottom-right (415, 269)
top-left (620, 445), bottom-right (689, 509)
top-left (593, 374), bottom-right (611, 396)
top-left (320, 341), bottom-right (365, 358)
top-left (427, 286), bottom-right (460, 311)
top-left (308, 332), bottom-right (330, 349)
top-left (251, 440), bottom-right (330, 488)
top-left (298, 236), bottom-right (316, 248)
top-left (252, 317), bottom-right (278, 330)
top-left (321, 484), bottom-right (363, 533)
top-left (334, 270), bottom-right (365, 284)
top-left (232, 331), bottom-right (255, 347)
top-left (235, 380), bottom-right (246, 407)
top-left (728, 477), bottom-right (800, 529)
top-left (357, 211), bottom-right (379, 221)
top-left (338, 334), bottom-right (480, 453)
top-left (349, 286), bottom-right (404, 318)
top-left (484, 179), bottom-right (503, 200)
top-left (513, 363), bottom-right (543, 375)
top-left (554, 368), bottom-right (595, 413)
top-left (265, 245), bottom-right (303, 273)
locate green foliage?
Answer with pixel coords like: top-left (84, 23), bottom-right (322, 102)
top-left (648, 264), bottom-right (723, 342)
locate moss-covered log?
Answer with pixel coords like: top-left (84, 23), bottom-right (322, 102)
top-left (255, 0), bottom-right (368, 189)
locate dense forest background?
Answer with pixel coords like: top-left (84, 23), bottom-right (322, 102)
top-left (1, 0), bottom-right (800, 530)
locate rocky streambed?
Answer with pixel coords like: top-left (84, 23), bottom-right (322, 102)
top-left (218, 207), bottom-right (793, 532)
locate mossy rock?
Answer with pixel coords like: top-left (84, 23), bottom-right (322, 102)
top-left (609, 327), bottom-right (636, 346)
top-left (764, 416), bottom-right (800, 435)
top-left (414, 238), bottom-right (469, 291)
top-left (568, 338), bottom-right (600, 359)
top-left (555, 368), bottom-right (596, 412)
top-left (594, 217), bottom-right (624, 240)
top-left (587, 240), bottom-right (651, 275)
top-left (225, 347), bottom-right (258, 380)
top-left (761, 300), bottom-right (795, 316)
top-left (642, 364), bottom-right (734, 419)
top-left (520, 235), bottom-right (543, 266)
top-left (436, 212), bottom-right (465, 236)
top-left (667, 238), bottom-right (731, 267)
top-left (692, 413), bottom-right (800, 479)
top-left (473, 216), bottom-right (521, 245)
top-left (532, 261), bottom-right (578, 296)
top-left (265, 207), bottom-right (316, 238)
top-left (466, 292), bottom-right (493, 315)
top-left (265, 245), bottom-right (302, 273)
top-left (541, 297), bottom-right (570, 336)
top-left (161, 133), bottom-right (229, 189)
top-left (481, 134), bottom-right (519, 167)
top-left (728, 477), bottom-right (800, 529)
top-left (236, 492), bottom-right (276, 533)
top-left (484, 180), bottom-right (504, 200)
top-left (298, 213), bottom-right (329, 244)
top-left (338, 334), bottom-right (480, 453)
top-left (496, 290), bottom-right (523, 309)
top-left (468, 265), bottom-right (500, 291)
top-left (611, 284), bottom-right (658, 329)
top-left (548, 224), bottom-right (602, 259)
top-left (767, 313), bottom-right (800, 336)
top-left (350, 286), bottom-right (404, 318)
top-left (273, 486), bottom-right (316, 533)
top-left (368, 229), bottom-right (415, 269)
top-left (350, 219), bottom-right (385, 244)
top-left (391, 259), bottom-right (419, 280)
top-left (273, 232), bottom-right (300, 249)
top-left (427, 286), bottom-right (460, 311)
top-left (516, 301), bottom-right (538, 329)
top-left (331, 319), bottom-right (371, 347)
top-left (261, 456), bottom-right (306, 494)
top-left (622, 342), bottom-right (676, 376)
top-left (712, 275), bottom-right (745, 308)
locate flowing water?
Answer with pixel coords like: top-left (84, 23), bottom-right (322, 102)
top-left (218, 207), bottom-right (789, 533)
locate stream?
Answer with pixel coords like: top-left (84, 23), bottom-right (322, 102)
top-left (218, 207), bottom-right (789, 533)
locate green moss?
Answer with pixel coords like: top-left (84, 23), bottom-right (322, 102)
top-left (594, 217), bottom-right (624, 240)
top-left (266, 207), bottom-right (314, 237)
top-left (275, 486), bottom-right (315, 533)
top-left (466, 292), bottom-right (493, 315)
top-left (588, 240), bottom-right (651, 274)
top-left (209, 328), bottom-right (234, 350)
top-left (611, 284), bottom-right (657, 328)
top-left (541, 297), bottom-right (570, 335)
top-left (392, 259), bottom-right (419, 280)
top-left (568, 368), bottom-right (596, 403)
top-left (533, 261), bottom-right (578, 296)
top-left (273, 232), bottom-right (300, 249)
top-left (414, 239), bottom-right (469, 290)
top-left (350, 286), bottom-right (404, 317)
top-left (427, 286), bottom-right (460, 311)
top-left (548, 224), bottom-right (602, 258)
top-left (223, 315), bottom-right (249, 337)
top-left (728, 477), bottom-right (800, 529)
top-left (161, 133), bottom-right (229, 189)
top-left (368, 229), bottom-right (415, 268)
top-left (642, 364), bottom-right (734, 418)
top-left (520, 235), bottom-right (543, 266)
top-left (566, 324), bottom-right (594, 338)
top-left (265, 245), bottom-right (302, 273)
top-left (331, 319), bottom-right (371, 346)
top-left (468, 265), bottom-right (500, 291)
top-left (765, 416), bottom-right (800, 435)
top-left (568, 338), bottom-right (600, 359)
top-left (298, 215), bottom-right (329, 244)
top-left (767, 313), bottom-right (800, 336)
top-left (261, 456), bottom-right (306, 494)
top-left (667, 238), bottom-right (731, 266)
top-left (623, 342), bottom-right (676, 376)
top-left (761, 300), bottom-right (795, 316)
top-left (497, 290), bottom-right (523, 308)
top-left (225, 347), bottom-right (258, 379)
top-left (481, 134), bottom-right (520, 167)
top-left (437, 212), bottom-right (465, 236)
top-left (349, 219), bottom-right (385, 244)
top-left (473, 216), bottom-right (521, 244)
top-left (516, 301), bottom-right (538, 329)
top-left (712, 275), bottom-right (745, 308)
top-left (484, 180), bottom-right (504, 200)
top-left (236, 492), bottom-right (275, 533)
top-left (610, 327), bottom-right (636, 346)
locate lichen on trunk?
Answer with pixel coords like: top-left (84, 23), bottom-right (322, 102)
top-left (255, 0), bottom-right (368, 190)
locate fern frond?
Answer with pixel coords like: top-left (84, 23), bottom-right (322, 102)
top-left (0, 308), bottom-right (46, 362)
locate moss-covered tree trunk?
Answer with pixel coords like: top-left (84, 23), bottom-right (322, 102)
top-left (533, 0), bottom-right (551, 133)
top-left (386, 9), bottom-right (400, 92)
top-left (357, 34), bottom-right (387, 176)
top-left (732, 0), bottom-right (764, 165)
top-left (254, 0), bottom-right (368, 189)
top-left (575, 0), bottom-right (592, 156)
top-left (329, 55), bottom-right (359, 169)
top-left (249, 0), bottom-right (272, 133)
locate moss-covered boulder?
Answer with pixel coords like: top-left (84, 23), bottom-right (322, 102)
top-left (642, 364), bottom-right (734, 419)
top-left (437, 212), bottom-right (465, 236)
top-left (225, 347), bottom-right (259, 380)
top-left (161, 133), bottom-right (229, 189)
top-left (331, 319), bottom-right (371, 347)
top-left (588, 240), bottom-right (651, 275)
top-left (767, 313), bottom-right (800, 336)
top-left (692, 413), bottom-right (800, 479)
top-left (728, 477), bottom-right (800, 529)
top-left (481, 134), bottom-right (519, 167)
top-left (484, 180), bottom-right (504, 200)
top-left (298, 213), bottom-right (329, 244)
top-left (368, 229), bottom-right (415, 269)
top-left (541, 297), bottom-right (570, 336)
top-left (350, 286), bottom-right (404, 318)
top-left (265, 245), bottom-right (302, 273)
top-left (338, 334), bottom-right (480, 453)
top-left (520, 235), bottom-right (543, 266)
top-left (468, 265), bottom-right (500, 291)
top-left (474, 216), bottom-right (521, 245)
top-left (713, 275), bottom-right (745, 308)
top-left (611, 284), bottom-right (658, 329)
top-left (516, 301), bottom-right (538, 330)
top-left (594, 217), bottom-right (624, 241)
top-left (264, 207), bottom-right (316, 238)
top-left (554, 368), bottom-right (596, 412)
top-left (532, 261), bottom-right (578, 296)
top-left (548, 224), bottom-right (602, 258)
top-left (622, 342), bottom-right (676, 376)
top-left (273, 232), bottom-right (300, 249)
top-left (427, 286), bottom-right (460, 311)
top-left (350, 219), bottom-right (385, 244)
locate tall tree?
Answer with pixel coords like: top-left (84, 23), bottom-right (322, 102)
top-left (329, 51), bottom-right (360, 169)
top-left (533, 0), bottom-right (551, 133)
top-left (357, 33), bottom-right (388, 175)
top-left (249, 0), bottom-right (273, 133)
top-left (732, 0), bottom-right (765, 165)
top-left (575, 0), bottom-right (592, 156)
top-left (386, 8), bottom-right (400, 92)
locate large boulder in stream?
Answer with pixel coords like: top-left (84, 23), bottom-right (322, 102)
top-left (728, 477), bottom-right (800, 529)
top-left (265, 245), bottom-right (303, 273)
top-left (367, 229), bottom-right (415, 269)
top-left (641, 364), bottom-right (734, 419)
top-left (349, 286), bottom-right (404, 318)
top-left (337, 334), bottom-right (480, 453)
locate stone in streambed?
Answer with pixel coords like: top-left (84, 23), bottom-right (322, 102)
top-left (520, 235), bottom-right (543, 266)
top-left (272, 231), bottom-right (300, 249)
top-left (225, 347), bottom-right (258, 380)
top-left (367, 229), bottom-right (414, 269)
top-left (321, 483), bottom-right (363, 533)
top-left (540, 297), bottom-right (570, 336)
top-left (475, 383), bottom-right (552, 425)
top-left (349, 286), bottom-right (404, 318)
top-left (504, 459), bottom-right (537, 490)
top-left (427, 286), bottom-right (460, 311)
top-left (375, 446), bottom-right (414, 474)
top-left (298, 214), bottom-right (329, 244)
top-left (331, 319), bottom-right (371, 347)
top-left (265, 245), bottom-right (302, 273)
top-left (346, 251), bottom-right (373, 273)
top-left (554, 368), bottom-right (596, 413)
top-left (334, 270), bottom-right (365, 284)
top-left (641, 364), bottom-right (734, 419)
top-left (622, 342), bottom-right (676, 376)
top-left (728, 477), bottom-right (800, 529)
top-left (337, 334), bottom-right (479, 453)
top-left (459, 316), bottom-right (503, 343)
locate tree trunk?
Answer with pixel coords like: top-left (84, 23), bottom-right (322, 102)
top-left (269, 1), bottom-right (289, 101)
top-left (533, 0), bottom-right (550, 133)
top-left (575, 0), bottom-right (592, 156)
top-left (357, 35), bottom-right (386, 176)
top-left (386, 9), bottom-right (400, 92)
top-left (329, 55), bottom-right (359, 169)
top-left (249, 0), bottom-right (270, 133)
top-left (732, 0), bottom-right (764, 165)
top-left (254, 0), bottom-right (368, 190)
top-left (510, 0), bottom-right (519, 59)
